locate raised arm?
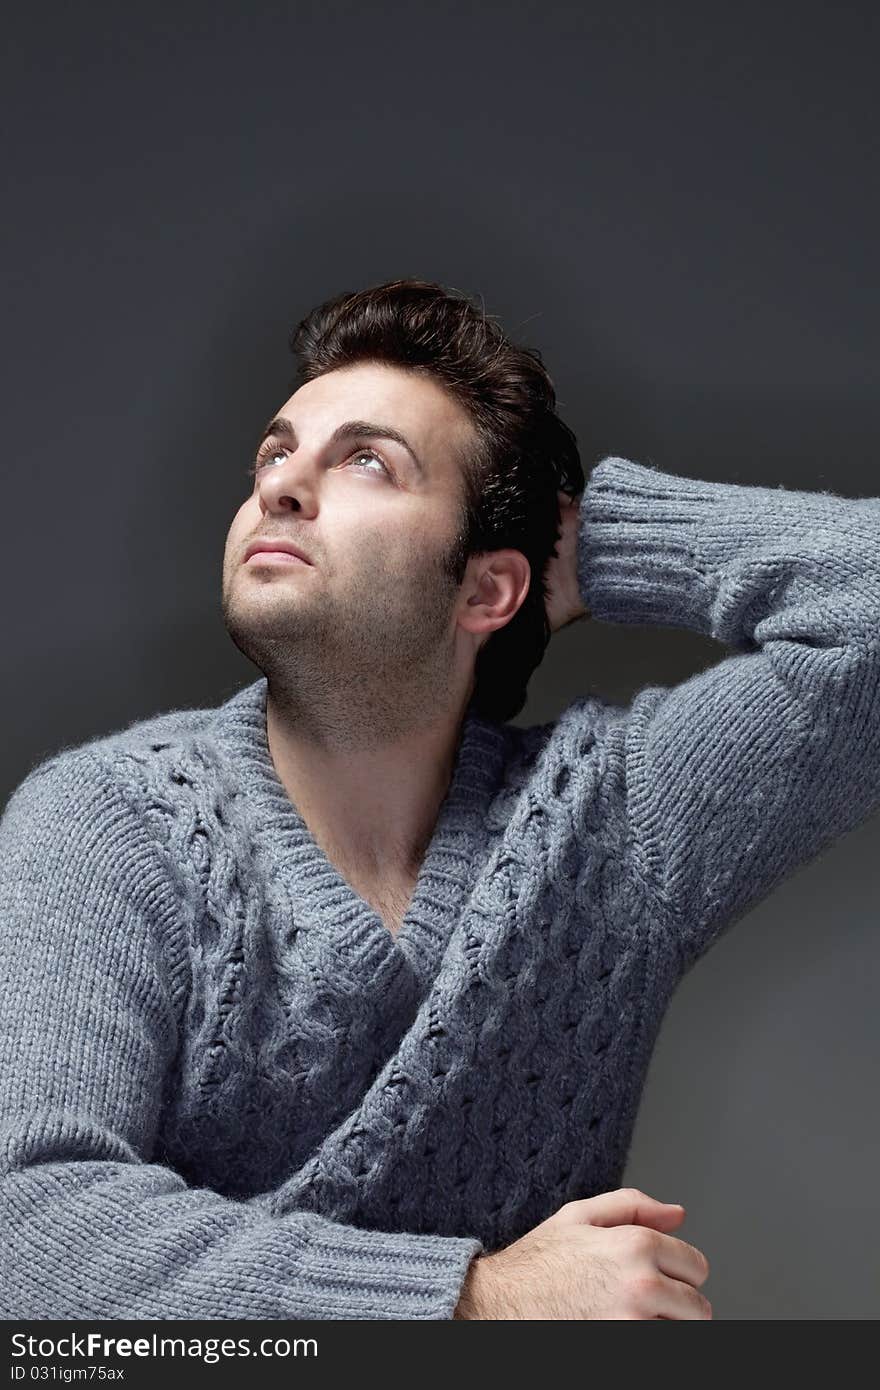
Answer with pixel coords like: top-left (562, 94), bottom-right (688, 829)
top-left (0, 749), bottom-right (483, 1318)
top-left (574, 456), bottom-right (880, 974)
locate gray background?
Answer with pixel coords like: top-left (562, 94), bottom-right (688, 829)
top-left (2, 0), bottom-right (877, 1319)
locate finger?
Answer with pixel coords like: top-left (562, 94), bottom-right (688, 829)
top-left (655, 1232), bottom-right (711, 1288)
top-left (650, 1273), bottom-right (712, 1320)
top-left (631, 1205), bottom-right (686, 1232)
top-left (573, 1189), bottom-right (686, 1230)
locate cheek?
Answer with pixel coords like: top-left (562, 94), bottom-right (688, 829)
top-left (226, 502), bottom-right (255, 550)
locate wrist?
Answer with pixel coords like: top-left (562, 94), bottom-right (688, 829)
top-left (560, 595), bottom-right (591, 630)
top-left (453, 1252), bottom-right (495, 1320)
top-left (570, 596), bottom-right (590, 624)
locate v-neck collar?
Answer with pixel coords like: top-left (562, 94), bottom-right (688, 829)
top-left (212, 676), bottom-right (509, 991)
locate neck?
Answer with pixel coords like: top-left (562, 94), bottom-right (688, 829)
top-left (264, 677), bottom-right (474, 876)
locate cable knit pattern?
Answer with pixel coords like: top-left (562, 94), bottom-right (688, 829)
top-left (2, 457), bottom-right (878, 1319)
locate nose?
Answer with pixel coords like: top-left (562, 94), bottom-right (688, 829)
top-left (256, 451), bottom-right (318, 517)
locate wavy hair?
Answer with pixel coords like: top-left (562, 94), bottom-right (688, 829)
top-left (287, 278), bottom-right (585, 722)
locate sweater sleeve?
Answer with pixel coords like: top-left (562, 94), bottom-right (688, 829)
top-left (0, 750), bottom-right (483, 1319)
top-left (576, 456), bottom-right (880, 974)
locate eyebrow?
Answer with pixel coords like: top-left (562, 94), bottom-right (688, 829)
top-left (257, 415), bottom-right (426, 478)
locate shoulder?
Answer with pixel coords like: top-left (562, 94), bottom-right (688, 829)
top-left (0, 694), bottom-right (239, 1016)
top-left (507, 691), bottom-right (629, 770)
top-left (5, 692), bottom-right (226, 800)
top-left (2, 689), bottom-right (230, 846)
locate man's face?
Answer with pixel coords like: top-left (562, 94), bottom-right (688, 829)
top-left (221, 360), bottom-right (481, 718)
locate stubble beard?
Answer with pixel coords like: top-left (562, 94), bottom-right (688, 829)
top-left (221, 543), bottom-right (464, 750)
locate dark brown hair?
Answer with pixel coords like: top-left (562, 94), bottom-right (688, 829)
top-left (287, 278), bottom-right (585, 722)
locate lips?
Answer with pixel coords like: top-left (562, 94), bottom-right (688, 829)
top-left (244, 539), bottom-right (312, 564)
top-left (246, 550), bottom-right (308, 566)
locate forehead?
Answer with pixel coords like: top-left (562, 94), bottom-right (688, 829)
top-left (278, 362), bottom-right (476, 473)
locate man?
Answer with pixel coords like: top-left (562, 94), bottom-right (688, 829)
top-left (1, 279), bottom-right (878, 1319)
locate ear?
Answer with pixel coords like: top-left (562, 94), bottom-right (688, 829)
top-left (456, 550), bottom-right (531, 639)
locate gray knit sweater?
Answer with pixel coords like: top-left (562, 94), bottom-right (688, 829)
top-left (2, 458), bottom-right (878, 1320)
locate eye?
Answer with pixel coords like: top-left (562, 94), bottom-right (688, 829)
top-left (245, 441), bottom-right (392, 481)
top-left (246, 440), bottom-right (291, 479)
top-left (346, 447), bottom-right (391, 476)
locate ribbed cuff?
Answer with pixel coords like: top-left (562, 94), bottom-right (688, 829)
top-left (578, 456), bottom-right (727, 634)
top-left (289, 1212), bottom-right (484, 1319)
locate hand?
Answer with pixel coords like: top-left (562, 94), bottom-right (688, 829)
top-left (544, 491), bottom-right (590, 634)
top-left (453, 1187), bottom-right (712, 1320)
